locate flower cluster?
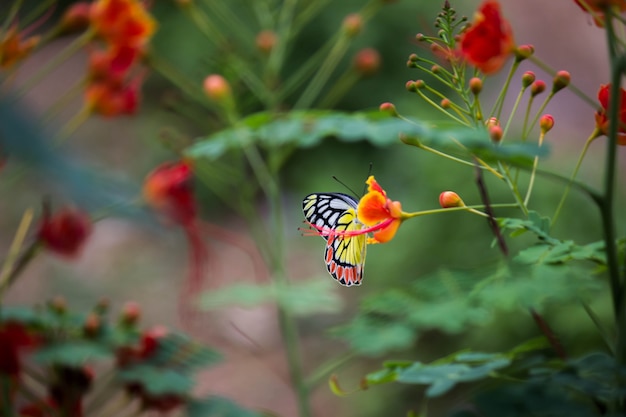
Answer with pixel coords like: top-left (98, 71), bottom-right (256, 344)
top-left (0, 300), bottom-right (213, 416)
top-left (83, 0), bottom-right (156, 116)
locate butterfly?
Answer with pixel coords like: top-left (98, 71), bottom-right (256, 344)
top-left (302, 193), bottom-right (367, 286)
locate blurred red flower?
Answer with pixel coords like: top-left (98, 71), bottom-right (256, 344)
top-left (85, 77), bottom-right (141, 117)
top-left (0, 27), bottom-right (39, 69)
top-left (573, 0), bottom-right (626, 26)
top-left (37, 207), bottom-right (93, 258)
top-left (459, 0), bottom-right (514, 75)
top-left (595, 83), bottom-right (626, 145)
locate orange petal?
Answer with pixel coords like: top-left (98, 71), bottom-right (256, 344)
top-left (371, 219), bottom-right (401, 243)
top-left (357, 191), bottom-right (389, 225)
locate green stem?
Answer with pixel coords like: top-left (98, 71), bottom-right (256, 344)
top-left (551, 132), bottom-right (598, 227)
top-left (493, 60), bottom-right (520, 120)
top-left (523, 131), bottom-right (547, 207)
top-left (402, 203), bottom-right (519, 219)
top-left (16, 29), bottom-right (94, 97)
top-left (603, 18), bottom-right (625, 410)
top-left (294, 33), bottom-right (351, 109)
top-left (268, 173), bottom-right (312, 417)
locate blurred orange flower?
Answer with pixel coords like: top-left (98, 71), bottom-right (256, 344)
top-left (90, 0), bottom-right (156, 47)
top-left (459, 0), bottom-right (514, 75)
top-left (594, 83), bottom-right (626, 145)
top-left (357, 176), bottom-right (403, 243)
top-left (0, 27), bottom-right (39, 69)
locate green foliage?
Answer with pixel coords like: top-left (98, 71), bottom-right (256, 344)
top-left (335, 262), bottom-right (604, 356)
top-left (363, 339), bottom-right (546, 398)
top-left (498, 212), bottom-right (609, 265)
top-left (186, 397), bottom-right (263, 417)
top-left (199, 278), bottom-right (343, 316)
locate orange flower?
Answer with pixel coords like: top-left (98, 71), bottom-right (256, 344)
top-left (573, 0), bottom-right (626, 26)
top-left (459, 0), bottom-right (514, 75)
top-left (90, 0), bottom-right (156, 47)
top-left (357, 176), bottom-right (403, 243)
top-left (594, 83), bottom-right (626, 145)
top-left (0, 27), bottom-right (40, 69)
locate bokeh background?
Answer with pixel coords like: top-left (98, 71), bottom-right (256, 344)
top-left (2, 0), bottom-right (625, 416)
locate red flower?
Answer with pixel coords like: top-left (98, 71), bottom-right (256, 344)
top-left (573, 0), bottom-right (626, 26)
top-left (143, 161), bottom-right (197, 227)
top-left (37, 207), bottom-right (93, 258)
top-left (89, 0), bottom-right (156, 47)
top-left (0, 322), bottom-right (40, 378)
top-left (143, 161), bottom-right (208, 320)
top-left (88, 44), bottom-right (142, 82)
top-left (594, 83), bottom-right (626, 145)
top-left (85, 77), bottom-right (141, 117)
top-left (459, 0), bottom-right (514, 75)
top-left (357, 176), bottom-right (404, 244)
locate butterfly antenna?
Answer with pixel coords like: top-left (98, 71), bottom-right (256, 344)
top-left (361, 163), bottom-right (373, 196)
top-left (332, 176), bottom-right (360, 198)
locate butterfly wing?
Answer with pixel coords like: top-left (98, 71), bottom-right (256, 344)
top-left (303, 193), bottom-right (367, 286)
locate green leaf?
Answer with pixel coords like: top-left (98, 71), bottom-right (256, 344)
top-left (185, 110), bottom-right (546, 167)
top-left (34, 341), bottom-right (111, 366)
top-left (395, 359), bottom-right (511, 397)
top-left (144, 333), bottom-right (222, 372)
top-left (186, 397), bottom-right (261, 417)
top-left (331, 314), bottom-right (416, 356)
top-left (117, 365), bottom-right (193, 396)
top-left (199, 279), bottom-right (343, 316)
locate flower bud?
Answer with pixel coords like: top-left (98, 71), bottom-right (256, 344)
top-left (539, 114), bottom-right (554, 134)
top-left (342, 14), bottom-right (363, 37)
top-left (353, 48), bottom-right (381, 76)
top-left (441, 98), bottom-right (451, 109)
top-left (38, 207), bottom-right (92, 258)
top-left (439, 191), bottom-right (465, 208)
top-left (485, 117), bottom-right (500, 129)
top-left (94, 298), bottom-right (110, 315)
top-left (408, 53), bottom-right (419, 63)
top-left (521, 71), bottom-right (536, 88)
top-left (120, 301), bottom-right (141, 326)
top-left (552, 70), bottom-right (571, 93)
top-left (203, 74), bottom-right (232, 102)
top-left (48, 296), bottom-right (67, 314)
top-left (431, 64), bottom-right (442, 74)
top-left (140, 326), bottom-right (169, 358)
top-left (469, 77), bottom-right (482, 95)
top-left (60, 2), bottom-right (92, 34)
top-left (255, 30), bottom-right (277, 54)
top-left (489, 125), bottom-right (503, 142)
top-left (405, 80), bottom-right (417, 92)
top-left (379, 102), bottom-right (398, 116)
top-left (514, 44), bottom-right (534, 61)
top-left (84, 313), bottom-right (101, 337)
top-left (530, 80), bottom-right (546, 97)
top-left (415, 33), bottom-right (426, 42)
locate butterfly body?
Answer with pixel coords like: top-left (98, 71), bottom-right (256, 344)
top-left (303, 193), bottom-right (367, 286)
